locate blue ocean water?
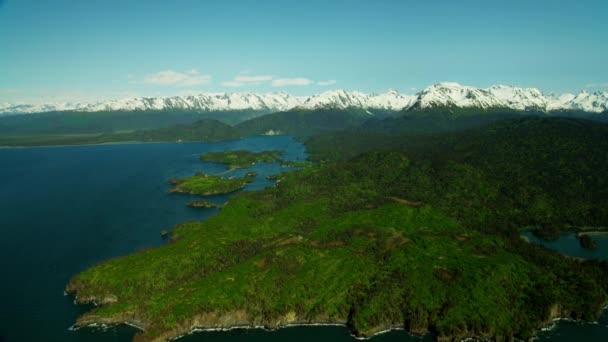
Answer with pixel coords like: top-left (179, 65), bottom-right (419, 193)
top-left (0, 136), bottom-right (305, 342)
top-left (0, 136), bottom-right (605, 341)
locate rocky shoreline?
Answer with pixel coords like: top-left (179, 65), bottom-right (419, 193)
top-left (65, 296), bottom-right (594, 342)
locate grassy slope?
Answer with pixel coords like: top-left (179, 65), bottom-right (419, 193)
top-left (67, 118), bottom-right (608, 341)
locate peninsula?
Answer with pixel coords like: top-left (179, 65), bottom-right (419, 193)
top-left (67, 118), bottom-right (608, 342)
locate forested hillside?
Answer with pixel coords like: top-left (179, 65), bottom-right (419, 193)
top-left (68, 116), bottom-right (608, 341)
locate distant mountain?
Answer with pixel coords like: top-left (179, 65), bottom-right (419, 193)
top-left (408, 83), bottom-right (608, 113)
top-left (299, 89), bottom-right (415, 111)
top-left (2, 83), bottom-right (606, 115)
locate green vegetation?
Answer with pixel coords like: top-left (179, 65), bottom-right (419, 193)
top-left (201, 150), bottom-right (284, 169)
top-left (169, 172), bottom-right (256, 196)
top-left (187, 200), bottom-right (219, 209)
top-left (306, 117), bottom-right (608, 234)
top-left (234, 108), bottom-right (379, 136)
top-left (118, 119), bottom-right (241, 142)
top-left (2, 107), bottom-right (607, 147)
top-left (0, 108), bottom-right (383, 146)
top-left (0, 119), bottom-right (240, 147)
top-left (67, 117), bottom-right (608, 341)
top-left (0, 109), bottom-right (268, 136)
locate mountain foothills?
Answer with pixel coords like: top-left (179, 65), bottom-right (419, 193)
top-left (67, 116), bottom-right (608, 342)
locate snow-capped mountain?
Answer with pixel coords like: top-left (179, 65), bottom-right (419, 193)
top-left (547, 91), bottom-right (608, 113)
top-left (300, 90), bottom-right (416, 111)
top-left (410, 83), bottom-right (550, 111)
top-left (82, 92), bottom-right (304, 112)
top-left (1, 83), bottom-right (606, 115)
top-left (410, 83), bottom-right (608, 113)
top-left (0, 102), bottom-right (90, 115)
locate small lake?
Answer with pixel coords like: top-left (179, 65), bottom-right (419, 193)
top-left (0, 137), bottom-right (606, 342)
top-left (521, 231), bottom-right (608, 260)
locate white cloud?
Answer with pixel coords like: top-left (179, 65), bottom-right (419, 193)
top-left (317, 80), bottom-right (337, 86)
top-left (222, 74), bottom-right (274, 87)
top-left (235, 75), bottom-right (273, 82)
top-left (143, 69), bottom-right (211, 87)
top-left (222, 81), bottom-right (246, 88)
top-left (222, 74), bottom-right (329, 88)
top-left (272, 78), bottom-right (314, 87)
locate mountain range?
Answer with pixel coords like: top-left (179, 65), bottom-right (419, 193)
top-left (2, 82), bottom-right (606, 115)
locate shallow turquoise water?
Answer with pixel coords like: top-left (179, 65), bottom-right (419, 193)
top-left (0, 137), bottom-right (606, 341)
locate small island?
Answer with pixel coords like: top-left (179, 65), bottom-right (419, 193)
top-left (200, 150), bottom-right (284, 169)
top-left (579, 234), bottom-right (598, 249)
top-left (280, 160), bottom-right (313, 168)
top-left (169, 171), bottom-right (256, 196)
top-left (187, 200), bottom-right (219, 209)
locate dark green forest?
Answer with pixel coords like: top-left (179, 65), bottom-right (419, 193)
top-left (67, 114), bottom-right (608, 341)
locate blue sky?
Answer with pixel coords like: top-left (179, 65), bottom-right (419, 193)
top-left (0, 0), bottom-right (606, 103)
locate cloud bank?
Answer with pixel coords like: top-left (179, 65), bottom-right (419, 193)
top-left (144, 70), bottom-right (211, 87)
top-left (271, 78), bottom-right (314, 87)
top-left (223, 73), bottom-right (327, 88)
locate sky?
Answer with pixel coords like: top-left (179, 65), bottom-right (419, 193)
top-left (0, 0), bottom-right (607, 104)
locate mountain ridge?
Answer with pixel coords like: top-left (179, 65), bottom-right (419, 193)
top-left (2, 82), bottom-right (607, 115)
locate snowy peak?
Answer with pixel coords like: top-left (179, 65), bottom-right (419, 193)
top-left (81, 92), bottom-right (303, 113)
top-left (552, 91), bottom-right (608, 113)
top-left (300, 90), bottom-right (415, 111)
top-left (411, 82), bottom-right (550, 111)
top-left (1, 84), bottom-right (607, 115)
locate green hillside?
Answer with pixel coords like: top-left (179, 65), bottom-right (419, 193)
top-left (67, 117), bottom-right (608, 341)
top-left (0, 109), bottom-right (267, 136)
top-left (235, 108), bottom-right (376, 136)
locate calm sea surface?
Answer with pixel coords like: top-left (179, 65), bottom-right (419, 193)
top-left (0, 136), bottom-right (605, 341)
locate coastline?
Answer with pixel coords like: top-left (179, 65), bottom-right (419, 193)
top-left (0, 134), bottom-right (270, 149)
top-left (0, 140), bottom-right (142, 149)
top-left (72, 316), bottom-right (414, 342)
top-left (178, 323), bottom-right (408, 341)
top-left (68, 298), bottom-right (608, 342)
top-left (577, 231), bottom-right (608, 236)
